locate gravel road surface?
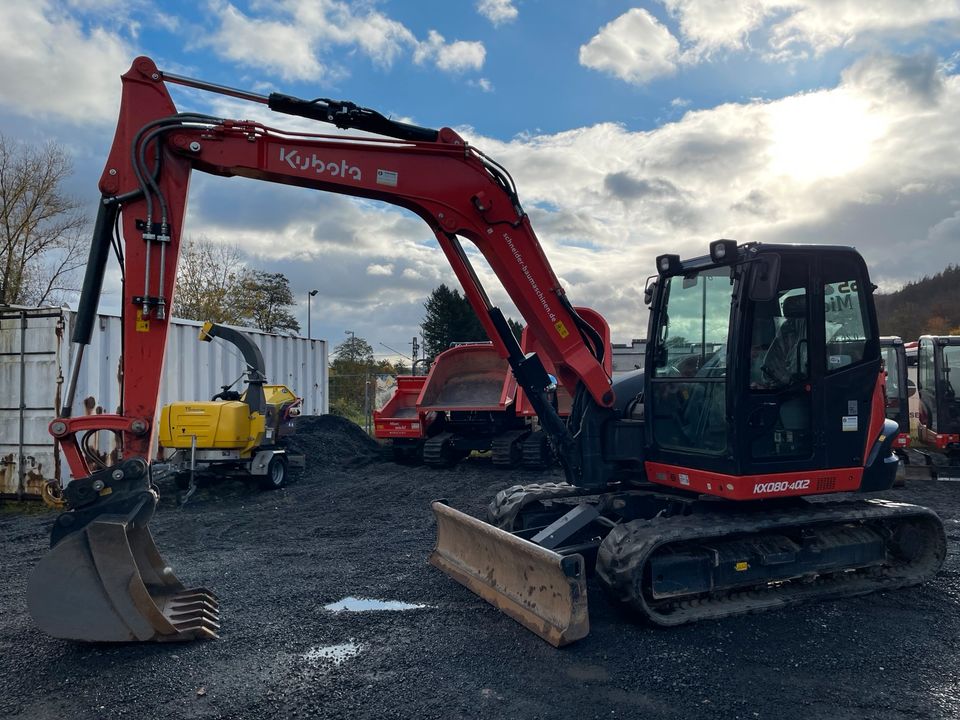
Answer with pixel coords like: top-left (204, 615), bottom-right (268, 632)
top-left (1, 415), bottom-right (959, 720)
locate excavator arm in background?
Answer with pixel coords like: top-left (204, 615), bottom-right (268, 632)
top-left (28, 56), bottom-right (614, 643)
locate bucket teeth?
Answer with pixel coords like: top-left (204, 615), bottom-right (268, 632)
top-left (162, 588), bottom-right (221, 639)
top-left (171, 588), bottom-right (220, 609)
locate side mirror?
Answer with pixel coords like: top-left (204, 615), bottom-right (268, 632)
top-left (749, 254), bottom-right (781, 302)
top-left (644, 278), bottom-right (657, 306)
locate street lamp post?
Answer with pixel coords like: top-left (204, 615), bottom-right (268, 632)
top-left (307, 289), bottom-right (318, 339)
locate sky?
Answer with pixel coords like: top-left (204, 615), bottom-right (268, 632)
top-left (1, 0), bottom-right (959, 363)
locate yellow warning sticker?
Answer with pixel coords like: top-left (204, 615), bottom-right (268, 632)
top-left (136, 310), bottom-right (149, 333)
top-left (554, 320), bottom-right (569, 338)
top-left (734, 561), bottom-right (749, 572)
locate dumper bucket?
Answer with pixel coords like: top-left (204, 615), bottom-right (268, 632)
top-left (27, 492), bottom-right (219, 642)
top-left (429, 501), bottom-right (589, 647)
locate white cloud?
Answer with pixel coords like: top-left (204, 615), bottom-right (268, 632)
top-left (663, 0), bottom-right (960, 62)
top-left (477, 0), bottom-right (518, 26)
top-left (579, 8), bottom-right (680, 85)
top-left (366, 263), bottom-right (394, 276)
top-left (414, 30), bottom-right (486, 72)
top-left (206, 1), bottom-right (328, 81)
top-left (470, 78), bottom-right (495, 92)
top-left (0, 1), bottom-right (131, 124)
top-left (203, 0), bottom-right (484, 80)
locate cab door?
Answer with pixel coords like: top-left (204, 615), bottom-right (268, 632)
top-left (816, 252), bottom-right (881, 471)
top-left (737, 252), bottom-right (819, 474)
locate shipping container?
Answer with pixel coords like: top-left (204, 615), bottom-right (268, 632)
top-left (0, 306), bottom-right (328, 499)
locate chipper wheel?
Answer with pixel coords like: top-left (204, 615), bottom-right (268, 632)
top-left (27, 459), bottom-right (219, 642)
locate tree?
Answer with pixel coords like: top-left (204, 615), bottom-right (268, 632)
top-left (0, 134), bottom-right (86, 306)
top-left (329, 334), bottom-right (375, 420)
top-left (236, 270), bottom-right (301, 333)
top-left (173, 235), bottom-right (246, 324)
top-left (421, 284), bottom-right (524, 359)
top-left (421, 284), bottom-right (489, 358)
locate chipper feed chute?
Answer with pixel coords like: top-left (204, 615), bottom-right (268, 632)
top-left (27, 463), bottom-right (219, 643)
top-left (429, 501), bottom-right (589, 647)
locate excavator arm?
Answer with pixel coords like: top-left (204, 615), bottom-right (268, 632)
top-left (57, 56), bottom-right (612, 486)
top-left (29, 56), bottom-right (613, 643)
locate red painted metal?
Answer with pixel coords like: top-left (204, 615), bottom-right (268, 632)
top-left (57, 56), bottom-right (613, 481)
top-left (919, 425), bottom-right (960, 450)
top-left (416, 344), bottom-right (517, 413)
top-left (644, 461), bottom-right (864, 500)
top-left (373, 376), bottom-right (428, 440)
top-left (516, 307), bottom-right (611, 418)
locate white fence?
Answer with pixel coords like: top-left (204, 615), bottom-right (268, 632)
top-left (0, 306), bottom-right (327, 498)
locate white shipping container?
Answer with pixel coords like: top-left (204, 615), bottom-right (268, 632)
top-left (0, 306), bottom-right (328, 499)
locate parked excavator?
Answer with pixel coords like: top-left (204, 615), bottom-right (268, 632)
top-left (27, 57), bottom-right (945, 645)
top-left (910, 335), bottom-right (960, 478)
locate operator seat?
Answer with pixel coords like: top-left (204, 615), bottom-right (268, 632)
top-left (761, 294), bottom-right (807, 388)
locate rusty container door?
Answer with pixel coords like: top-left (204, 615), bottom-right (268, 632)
top-left (0, 307), bottom-right (65, 499)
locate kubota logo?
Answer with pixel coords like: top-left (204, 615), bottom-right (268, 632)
top-left (279, 148), bottom-right (361, 182)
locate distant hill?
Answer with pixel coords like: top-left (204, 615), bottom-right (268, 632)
top-left (874, 264), bottom-right (960, 341)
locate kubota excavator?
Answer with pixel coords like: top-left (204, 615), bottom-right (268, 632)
top-left (27, 57), bottom-right (945, 645)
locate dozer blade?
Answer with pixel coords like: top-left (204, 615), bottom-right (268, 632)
top-left (27, 496), bottom-right (219, 642)
top-left (429, 501), bottom-right (589, 647)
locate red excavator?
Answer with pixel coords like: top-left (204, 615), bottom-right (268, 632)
top-left (27, 58), bottom-right (945, 645)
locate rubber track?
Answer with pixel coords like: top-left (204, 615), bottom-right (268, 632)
top-left (491, 430), bottom-right (530, 467)
top-left (521, 431), bottom-right (553, 470)
top-left (423, 432), bottom-right (456, 467)
top-left (596, 499), bottom-right (947, 627)
top-left (486, 482), bottom-right (590, 529)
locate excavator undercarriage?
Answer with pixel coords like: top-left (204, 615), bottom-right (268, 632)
top-left (432, 482), bottom-right (945, 644)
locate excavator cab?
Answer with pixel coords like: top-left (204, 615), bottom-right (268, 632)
top-left (916, 335), bottom-right (960, 452)
top-left (645, 242), bottom-right (893, 493)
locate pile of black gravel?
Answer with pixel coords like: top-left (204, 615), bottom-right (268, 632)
top-left (286, 414), bottom-right (382, 469)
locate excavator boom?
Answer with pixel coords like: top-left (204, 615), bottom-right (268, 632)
top-left (30, 57), bottom-right (613, 642)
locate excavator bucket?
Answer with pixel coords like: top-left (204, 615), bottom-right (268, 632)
top-left (429, 501), bottom-right (589, 647)
top-left (27, 495), bottom-right (219, 642)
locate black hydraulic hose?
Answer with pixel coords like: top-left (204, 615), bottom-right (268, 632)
top-left (132, 114), bottom-right (222, 228)
top-left (72, 200), bottom-right (119, 346)
top-left (487, 306), bottom-right (577, 477)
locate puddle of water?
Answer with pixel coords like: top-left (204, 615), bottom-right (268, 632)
top-left (303, 642), bottom-right (361, 666)
top-left (324, 597), bottom-right (426, 613)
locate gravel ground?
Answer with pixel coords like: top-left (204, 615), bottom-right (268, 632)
top-left (1, 416), bottom-right (959, 720)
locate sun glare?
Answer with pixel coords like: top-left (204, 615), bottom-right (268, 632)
top-left (768, 91), bottom-right (886, 183)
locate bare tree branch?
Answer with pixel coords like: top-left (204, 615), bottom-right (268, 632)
top-left (0, 134), bottom-right (86, 306)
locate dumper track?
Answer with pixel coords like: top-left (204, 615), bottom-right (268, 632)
top-left (491, 430), bottom-right (530, 467)
top-left (521, 431), bottom-right (554, 469)
top-left (596, 499), bottom-right (946, 627)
